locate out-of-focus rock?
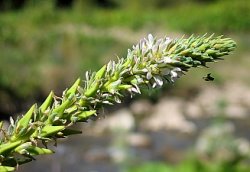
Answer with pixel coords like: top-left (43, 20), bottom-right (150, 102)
top-left (130, 99), bottom-right (153, 117)
top-left (184, 102), bottom-right (203, 118)
top-left (224, 104), bottom-right (248, 118)
top-left (184, 82), bottom-right (250, 118)
top-left (107, 147), bottom-right (126, 163)
top-left (194, 86), bottom-right (222, 116)
top-left (126, 133), bottom-right (152, 147)
top-left (83, 148), bottom-right (111, 162)
top-left (224, 82), bottom-right (250, 107)
top-left (92, 108), bottom-right (135, 134)
top-left (140, 98), bottom-right (196, 134)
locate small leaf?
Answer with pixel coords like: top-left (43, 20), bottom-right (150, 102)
top-left (17, 104), bottom-right (36, 129)
top-left (14, 142), bottom-right (32, 154)
top-left (40, 126), bottom-right (65, 138)
top-left (26, 146), bottom-right (54, 155)
top-left (76, 110), bottom-right (96, 121)
top-left (65, 78), bottom-right (81, 97)
top-left (40, 91), bottom-right (54, 113)
top-left (84, 81), bottom-right (100, 97)
top-left (95, 65), bottom-right (106, 80)
top-left (0, 141), bottom-right (22, 155)
top-left (52, 94), bottom-right (74, 118)
top-left (117, 84), bottom-right (132, 90)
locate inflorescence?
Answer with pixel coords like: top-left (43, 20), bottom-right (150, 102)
top-left (0, 34), bottom-right (236, 171)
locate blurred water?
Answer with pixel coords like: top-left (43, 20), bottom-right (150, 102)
top-left (17, 116), bottom-right (250, 172)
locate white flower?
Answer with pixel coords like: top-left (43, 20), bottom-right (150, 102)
top-left (146, 34), bottom-right (155, 49)
top-left (170, 67), bottom-right (182, 82)
top-left (154, 75), bottom-right (164, 86)
top-left (163, 56), bottom-right (173, 63)
top-left (146, 71), bottom-right (152, 80)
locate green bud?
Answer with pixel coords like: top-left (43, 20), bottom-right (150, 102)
top-left (26, 146), bottom-right (54, 155)
top-left (40, 126), bottom-right (65, 138)
top-left (76, 110), bottom-right (96, 121)
top-left (111, 72), bottom-right (120, 82)
top-left (16, 104), bottom-right (36, 130)
top-left (65, 78), bottom-right (81, 97)
top-left (95, 65), bottom-right (106, 80)
top-left (52, 93), bottom-right (75, 118)
top-left (105, 79), bottom-right (121, 94)
top-left (0, 141), bottom-right (22, 155)
top-left (122, 58), bottom-right (132, 68)
top-left (14, 142), bottom-right (32, 154)
top-left (117, 84), bottom-right (132, 90)
top-left (168, 43), bottom-right (178, 54)
top-left (198, 44), bottom-right (209, 52)
top-left (40, 91), bottom-right (54, 113)
top-left (206, 49), bottom-right (216, 55)
top-left (84, 81), bottom-right (100, 97)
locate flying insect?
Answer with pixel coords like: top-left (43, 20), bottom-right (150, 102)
top-left (203, 73), bottom-right (214, 81)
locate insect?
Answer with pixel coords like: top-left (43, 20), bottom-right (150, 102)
top-left (203, 73), bottom-right (214, 81)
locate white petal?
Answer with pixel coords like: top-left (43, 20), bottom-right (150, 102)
top-left (137, 77), bottom-right (144, 84)
top-left (152, 82), bottom-right (157, 88)
top-left (114, 96), bottom-right (121, 103)
top-left (107, 61), bottom-right (113, 72)
top-left (164, 37), bottom-right (172, 45)
top-left (146, 72), bottom-right (152, 80)
top-left (152, 44), bottom-right (159, 53)
top-left (148, 34), bottom-right (154, 43)
top-left (164, 56), bottom-right (172, 63)
top-left (154, 76), bottom-right (163, 86)
top-left (172, 67), bottom-right (182, 72)
top-left (103, 101), bottom-right (113, 105)
top-left (130, 87), bottom-right (139, 94)
top-left (171, 70), bottom-right (178, 78)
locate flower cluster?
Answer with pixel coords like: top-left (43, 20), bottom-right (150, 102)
top-left (0, 34), bottom-right (236, 171)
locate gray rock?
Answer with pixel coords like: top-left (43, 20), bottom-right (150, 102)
top-left (140, 98), bottom-right (196, 134)
top-left (130, 99), bottom-right (153, 117)
top-left (126, 133), bottom-right (152, 147)
top-left (92, 108), bottom-right (135, 133)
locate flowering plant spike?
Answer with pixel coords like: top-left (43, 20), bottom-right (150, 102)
top-left (0, 34), bottom-right (236, 171)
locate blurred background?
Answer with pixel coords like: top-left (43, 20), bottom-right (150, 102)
top-left (0, 0), bottom-right (250, 171)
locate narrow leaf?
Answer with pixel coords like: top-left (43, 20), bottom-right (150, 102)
top-left (17, 104), bottom-right (36, 129)
top-left (0, 141), bottom-right (22, 155)
top-left (77, 110), bottom-right (96, 121)
top-left (40, 91), bottom-right (54, 113)
top-left (65, 78), bottom-right (81, 97)
top-left (40, 126), bottom-right (65, 138)
top-left (26, 146), bottom-right (54, 155)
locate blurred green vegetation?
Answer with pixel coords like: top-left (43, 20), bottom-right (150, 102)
top-left (0, 0), bottom-right (249, 113)
top-left (128, 158), bottom-right (250, 172)
top-left (0, 0), bottom-right (250, 97)
top-left (1, 1), bottom-right (250, 171)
